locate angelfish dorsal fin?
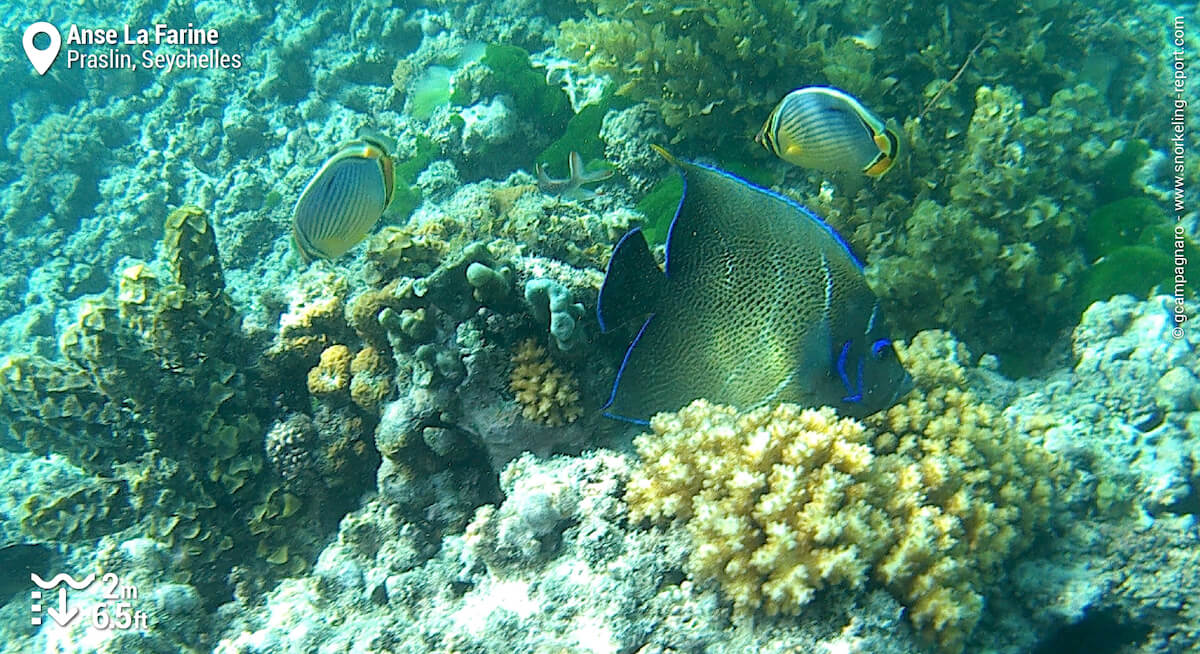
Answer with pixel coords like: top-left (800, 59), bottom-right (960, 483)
top-left (597, 229), bottom-right (666, 333)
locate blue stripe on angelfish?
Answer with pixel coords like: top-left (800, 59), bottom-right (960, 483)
top-left (871, 338), bottom-right (891, 357)
top-left (836, 340), bottom-right (863, 404)
top-left (601, 314), bottom-right (656, 425)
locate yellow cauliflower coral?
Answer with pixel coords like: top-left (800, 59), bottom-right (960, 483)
top-left (625, 330), bottom-right (1065, 653)
top-left (627, 401), bottom-right (890, 616)
top-left (509, 339), bottom-right (582, 426)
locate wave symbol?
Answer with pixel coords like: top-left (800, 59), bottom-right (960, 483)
top-left (30, 573), bottom-right (95, 590)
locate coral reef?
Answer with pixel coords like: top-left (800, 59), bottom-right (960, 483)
top-left (523, 277), bottom-right (584, 350)
top-left (349, 346), bottom-right (393, 413)
top-left (264, 414), bottom-right (321, 494)
top-left (599, 102), bottom-right (669, 194)
top-left (303, 342), bottom-right (392, 413)
top-left (1008, 295), bottom-right (1199, 516)
top-left (509, 338), bottom-right (582, 426)
top-left (556, 0), bottom-right (820, 144)
top-left (0, 1), bottom-right (1193, 652)
top-left (465, 261), bottom-right (514, 307)
top-left (859, 84), bottom-right (1125, 366)
top-left (556, 0), bottom-right (1176, 365)
top-left (625, 330), bottom-right (1065, 652)
top-left (0, 206), bottom-right (371, 596)
top-left (439, 42), bottom-right (574, 179)
top-left (306, 344), bottom-right (354, 397)
top-left (211, 451), bottom-right (929, 654)
top-left (557, 0), bottom-right (1166, 155)
top-left (464, 453), bottom-right (582, 564)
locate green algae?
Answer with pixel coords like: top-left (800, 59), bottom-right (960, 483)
top-left (1077, 195), bottom-right (1198, 311)
top-left (1084, 197), bottom-right (1164, 260)
top-left (536, 103), bottom-right (608, 173)
top-left (536, 91), bottom-right (630, 172)
top-left (390, 134), bottom-right (440, 223)
top-left (635, 175), bottom-right (683, 246)
top-left (1076, 246), bottom-right (1173, 310)
top-left (1096, 139), bottom-right (1150, 204)
top-left (410, 66), bottom-right (454, 120)
top-left (468, 44), bottom-right (571, 135)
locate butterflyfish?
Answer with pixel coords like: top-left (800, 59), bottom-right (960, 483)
top-left (292, 129), bottom-right (396, 261)
top-left (755, 86), bottom-right (900, 177)
top-left (597, 146), bottom-right (911, 424)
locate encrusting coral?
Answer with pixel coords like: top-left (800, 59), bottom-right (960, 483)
top-left (305, 344), bottom-right (392, 412)
top-left (349, 346), bottom-right (392, 412)
top-left (625, 330), bottom-right (1065, 653)
top-left (508, 338), bottom-right (582, 426)
top-left (307, 344), bottom-right (353, 397)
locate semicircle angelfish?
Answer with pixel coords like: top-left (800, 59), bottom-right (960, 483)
top-left (597, 146), bottom-right (911, 424)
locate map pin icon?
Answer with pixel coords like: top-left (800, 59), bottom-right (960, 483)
top-left (23, 22), bottom-right (61, 75)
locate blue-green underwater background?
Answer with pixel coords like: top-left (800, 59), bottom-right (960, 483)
top-left (0, 0), bottom-right (1197, 652)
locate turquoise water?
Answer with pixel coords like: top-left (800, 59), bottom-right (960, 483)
top-left (0, 1), bottom-right (1196, 652)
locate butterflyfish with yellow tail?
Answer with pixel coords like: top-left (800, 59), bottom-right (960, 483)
top-left (597, 146), bottom-right (911, 424)
top-left (755, 86), bottom-right (900, 177)
top-left (292, 129), bottom-right (396, 261)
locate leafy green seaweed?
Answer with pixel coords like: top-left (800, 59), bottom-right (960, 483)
top-left (635, 175), bottom-right (684, 246)
top-left (389, 134), bottom-right (440, 223)
top-left (536, 91), bottom-right (631, 172)
top-left (1076, 195), bottom-right (1197, 312)
top-left (477, 44), bottom-right (571, 135)
top-left (410, 66), bottom-right (454, 120)
top-left (1084, 196), bottom-right (1164, 260)
top-left (1076, 246), bottom-right (1173, 310)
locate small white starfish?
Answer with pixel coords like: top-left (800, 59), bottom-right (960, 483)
top-left (535, 151), bottom-right (614, 200)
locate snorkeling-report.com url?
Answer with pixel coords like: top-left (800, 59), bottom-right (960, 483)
top-left (1172, 15), bottom-right (1189, 340)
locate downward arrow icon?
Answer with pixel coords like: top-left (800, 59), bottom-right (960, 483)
top-left (46, 587), bottom-right (78, 626)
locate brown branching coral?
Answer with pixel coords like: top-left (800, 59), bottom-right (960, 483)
top-left (508, 339), bottom-right (582, 426)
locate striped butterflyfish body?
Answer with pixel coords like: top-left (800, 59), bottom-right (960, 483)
top-left (292, 131), bottom-right (396, 261)
top-left (755, 86), bottom-right (900, 177)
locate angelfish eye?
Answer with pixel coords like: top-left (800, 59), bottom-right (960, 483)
top-left (870, 339), bottom-right (892, 359)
